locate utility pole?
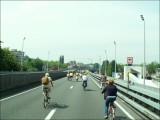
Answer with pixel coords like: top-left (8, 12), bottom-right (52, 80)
top-left (105, 50), bottom-right (107, 76)
top-left (99, 56), bottom-right (101, 75)
top-left (21, 37), bottom-right (25, 71)
top-left (47, 51), bottom-right (50, 71)
top-left (114, 41), bottom-right (116, 79)
top-left (140, 15), bottom-right (146, 85)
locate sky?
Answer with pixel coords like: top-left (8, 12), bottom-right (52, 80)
top-left (1, 1), bottom-right (159, 65)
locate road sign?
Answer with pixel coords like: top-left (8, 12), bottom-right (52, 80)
top-left (127, 57), bottom-right (133, 65)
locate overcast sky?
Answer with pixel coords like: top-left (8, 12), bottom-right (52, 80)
top-left (1, 1), bottom-right (159, 64)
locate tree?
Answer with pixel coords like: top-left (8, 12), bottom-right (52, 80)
top-left (23, 56), bottom-right (44, 71)
top-left (0, 48), bottom-right (21, 71)
top-left (107, 60), bottom-right (116, 76)
top-left (101, 60), bottom-right (109, 75)
top-left (94, 63), bottom-right (99, 69)
top-left (59, 55), bottom-right (64, 64)
top-left (146, 61), bottom-right (160, 75)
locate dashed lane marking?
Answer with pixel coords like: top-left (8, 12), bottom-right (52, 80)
top-left (45, 109), bottom-right (56, 120)
top-left (70, 86), bottom-right (73, 89)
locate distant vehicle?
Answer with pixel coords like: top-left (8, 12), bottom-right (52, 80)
top-left (146, 76), bottom-right (152, 80)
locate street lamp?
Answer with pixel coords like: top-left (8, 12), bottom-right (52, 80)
top-left (99, 56), bottom-right (101, 75)
top-left (105, 50), bottom-right (107, 76)
top-left (21, 37), bottom-right (25, 71)
top-left (47, 51), bottom-right (50, 71)
top-left (140, 15), bottom-right (146, 85)
top-left (114, 41), bottom-right (116, 79)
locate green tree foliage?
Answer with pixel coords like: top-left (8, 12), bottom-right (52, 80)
top-left (59, 55), bottom-right (64, 64)
top-left (23, 56), bottom-right (45, 71)
top-left (101, 60), bottom-right (109, 75)
top-left (117, 64), bottom-right (124, 73)
top-left (106, 60), bottom-right (119, 76)
top-left (0, 48), bottom-right (21, 71)
top-left (94, 63), bottom-right (99, 69)
top-left (0, 48), bottom-right (68, 71)
top-left (146, 61), bottom-right (160, 75)
top-left (100, 60), bottom-right (123, 77)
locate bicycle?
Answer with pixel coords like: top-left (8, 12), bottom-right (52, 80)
top-left (108, 103), bottom-right (116, 120)
top-left (43, 87), bottom-right (50, 108)
top-left (82, 81), bottom-right (87, 90)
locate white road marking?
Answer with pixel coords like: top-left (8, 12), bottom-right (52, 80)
top-left (0, 86), bottom-right (41, 102)
top-left (89, 75), bottom-right (135, 120)
top-left (115, 101), bottom-right (135, 120)
top-left (45, 109), bottom-right (56, 120)
top-left (70, 86), bottom-right (73, 89)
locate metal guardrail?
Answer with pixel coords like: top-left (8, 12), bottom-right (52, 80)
top-left (89, 72), bottom-right (160, 120)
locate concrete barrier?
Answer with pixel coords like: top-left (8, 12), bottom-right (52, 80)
top-left (0, 71), bottom-right (67, 93)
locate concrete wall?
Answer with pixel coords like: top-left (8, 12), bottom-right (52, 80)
top-left (0, 71), bottom-right (67, 92)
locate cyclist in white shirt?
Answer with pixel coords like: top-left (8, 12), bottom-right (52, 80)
top-left (82, 73), bottom-right (88, 86)
top-left (69, 71), bottom-right (73, 80)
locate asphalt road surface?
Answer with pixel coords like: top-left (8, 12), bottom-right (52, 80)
top-left (1, 75), bottom-right (149, 120)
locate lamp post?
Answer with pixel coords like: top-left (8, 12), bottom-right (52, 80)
top-left (114, 41), bottom-right (116, 79)
top-left (140, 15), bottom-right (146, 85)
top-left (47, 51), bottom-right (50, 71)
top-left (99, 56), bottom-right (101, 75)
top-left (21, 37), bottom-right (25, 71)
top-left (105, 50), bottom-right (107, 76)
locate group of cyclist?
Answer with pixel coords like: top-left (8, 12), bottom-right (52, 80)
top-left (66, 70), bottom-right (85, 81)
top-left (41, 71), bottom-right (117, 119)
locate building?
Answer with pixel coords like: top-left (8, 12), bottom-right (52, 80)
top-left (11, 49), bottom-right (24, 62)
top-left (69, 61), bottom-right (76, 66)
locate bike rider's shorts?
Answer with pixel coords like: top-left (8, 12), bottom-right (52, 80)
top-left (42, 84), bottom-right (51, 94)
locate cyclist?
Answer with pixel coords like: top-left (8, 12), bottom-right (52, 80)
top-left (75, 72), bottom-right (79, 81)
top-left (101, 79), bottom-right (118, 119)
top-left (82, 72), bottom-right (88, 87)
top-left (69, 71), bottom-right (73, 80)
top-left (99, 73), bottom-right (107, 89)
top-left (67, 72), bottom-right (70, 80)
top-left (42, 73), bottom-right (54, 99)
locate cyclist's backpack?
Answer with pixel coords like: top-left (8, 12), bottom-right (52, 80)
top-left (41, 76), bottom-right (49, 85)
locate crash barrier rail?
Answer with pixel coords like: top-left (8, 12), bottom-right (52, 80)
top-left (89, 72), bottom-right (160, 120)
top-left (0, 70), bottom-right (67, 93)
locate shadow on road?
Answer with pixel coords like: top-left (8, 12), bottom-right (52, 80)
top-left (84, 89), bottom-right (97, 91)
top-left (114, 116), bottom-right (128, 120)
top-left (48, 102), bottom-right (69, 109)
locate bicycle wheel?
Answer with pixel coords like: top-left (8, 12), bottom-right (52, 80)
top-left (43, 93), bottom-right (48, 108)
top-left (108, 107), bottom-right (113, 120)
top-left (112, 106), bottom-right (116, 120)
top-left (47, 92), bottom-right (50, 104)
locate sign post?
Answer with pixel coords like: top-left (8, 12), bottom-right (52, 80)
top-left (127, 72), bottom-right (130, 90)
top-left (127, 57), bottom-right (133, 66)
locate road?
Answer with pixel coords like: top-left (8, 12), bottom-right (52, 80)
top-left (1, 75), bottom-right (149, 120)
